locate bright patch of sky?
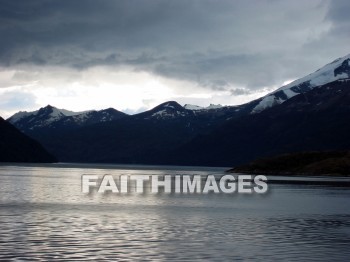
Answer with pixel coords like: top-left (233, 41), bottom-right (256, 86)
top-left (0, 0), bottom-right (349, 118)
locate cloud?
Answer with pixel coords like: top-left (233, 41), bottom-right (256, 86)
top-left (0, 0), bottom-right (341, 87)
top-left (0, 88), bottom-right (38, 117)
top-left (326, 0), bottom-right (350, 25)
top-left (0, 0), bottom-right (349, 117)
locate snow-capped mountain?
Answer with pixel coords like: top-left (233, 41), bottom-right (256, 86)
top-left (6, 54), bottom-right (350, 166)
top-left (178, 54), bottom-right (350, 115)
top-left (8, 105), bottom-right (127, 132)
top-left (52, 108), bottom-right (127, 128)
top-left (141, 101), bottom-right (192, 119)
top-left (181, 54), bottom-right (350, 115)
top-left (8, 54), bottom-right (350, 133)
top-left (133, 101), bottom-right (240, 122)
top-left (8, 105), bottom-right (86, 126)
top-left (172, 78), bottom-right (350, 166)
top-left (251, 54), bottom-right (350, 113)
top-left (184, 104), bottom-right (223, 111)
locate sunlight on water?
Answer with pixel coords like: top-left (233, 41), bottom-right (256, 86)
top-left (0, 164), bottom-right (349, 261)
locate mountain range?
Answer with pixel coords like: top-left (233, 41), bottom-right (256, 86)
top-left (5, 54), bottom-right (350, 166)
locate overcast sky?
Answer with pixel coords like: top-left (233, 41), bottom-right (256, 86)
top-left (0, 0), bottom-right (349, 117)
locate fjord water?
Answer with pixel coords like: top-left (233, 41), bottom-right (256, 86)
top-left (0, 164), bottom-right (349, 261)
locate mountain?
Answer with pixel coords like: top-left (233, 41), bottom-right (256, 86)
top-left (251, 54), bottom-right (350, 113)
top-left (131, 101), bottom-right (243, 122)
top-left (8, 105), bottom-right (86, 129)
top-left (184, 104), bottom-right (223, 110)
top-left (19, 101), bottom-right (243, 163)
top-left (11, 53), bottom-right (350, 134)
top-left (134, 101), bottom-right (194, 119)
top-left (181, 54), bottom-right (350, 116)
top-left (8, 105), bottom-right (127, 133)
top-left (228, 151), bottom-right (350, 176)
top-left (0, 117), bottom-right (56, 163)
top-left (6, 54), bottom-right (350, 166)
top-left (168, 79), bottom-right (350, 166)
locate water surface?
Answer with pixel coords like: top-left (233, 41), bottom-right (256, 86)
top-left (0, 164), bottom-right (349, 261)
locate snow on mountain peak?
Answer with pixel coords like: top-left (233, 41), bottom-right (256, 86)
top-left (8, 105), bottom-right (91, 125)
top-left (184, 104), bottom-right (223, 111)
top-left (279, 54), bottom-right (350, 91)
top-left (184, 104), bottom-right (204, 110)
top-left (148, 101), bottom-right (187, 119)
top-left (207, 104), bottom-right (223, 109)
top-left (252, 54), bottom-right (350, 114)
top-left (8, 110), bottom-right (38, 123)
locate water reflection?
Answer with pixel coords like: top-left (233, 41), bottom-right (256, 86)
top-left (0, 164), bottom-right (349, 261)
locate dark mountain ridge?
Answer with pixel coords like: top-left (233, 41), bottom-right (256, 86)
top-left (0, 117), bottom-right (56, 163)
top-left (167, 79), bottom-right (350, 166)
top-left (6, 54), bottom-right (350, 166)
top-left (229, 151), bottom-right (350, 176)
top-left (8, 105), bottom-right (127, 135)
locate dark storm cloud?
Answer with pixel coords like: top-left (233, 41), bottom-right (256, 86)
top-left (326, 0), bottom-right (350, 25)
top-left (230, 88), bottom-right (253, 96)
top-left (323, 0), bottom-right (350, 41)
top-left (0, 0), bottom-right (348, 90)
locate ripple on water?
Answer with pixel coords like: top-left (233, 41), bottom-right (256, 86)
top-left (0, 165), bottom-right (350, 261)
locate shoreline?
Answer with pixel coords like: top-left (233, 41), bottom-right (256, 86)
top-left (226, 169), bottom-right (350, 177)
